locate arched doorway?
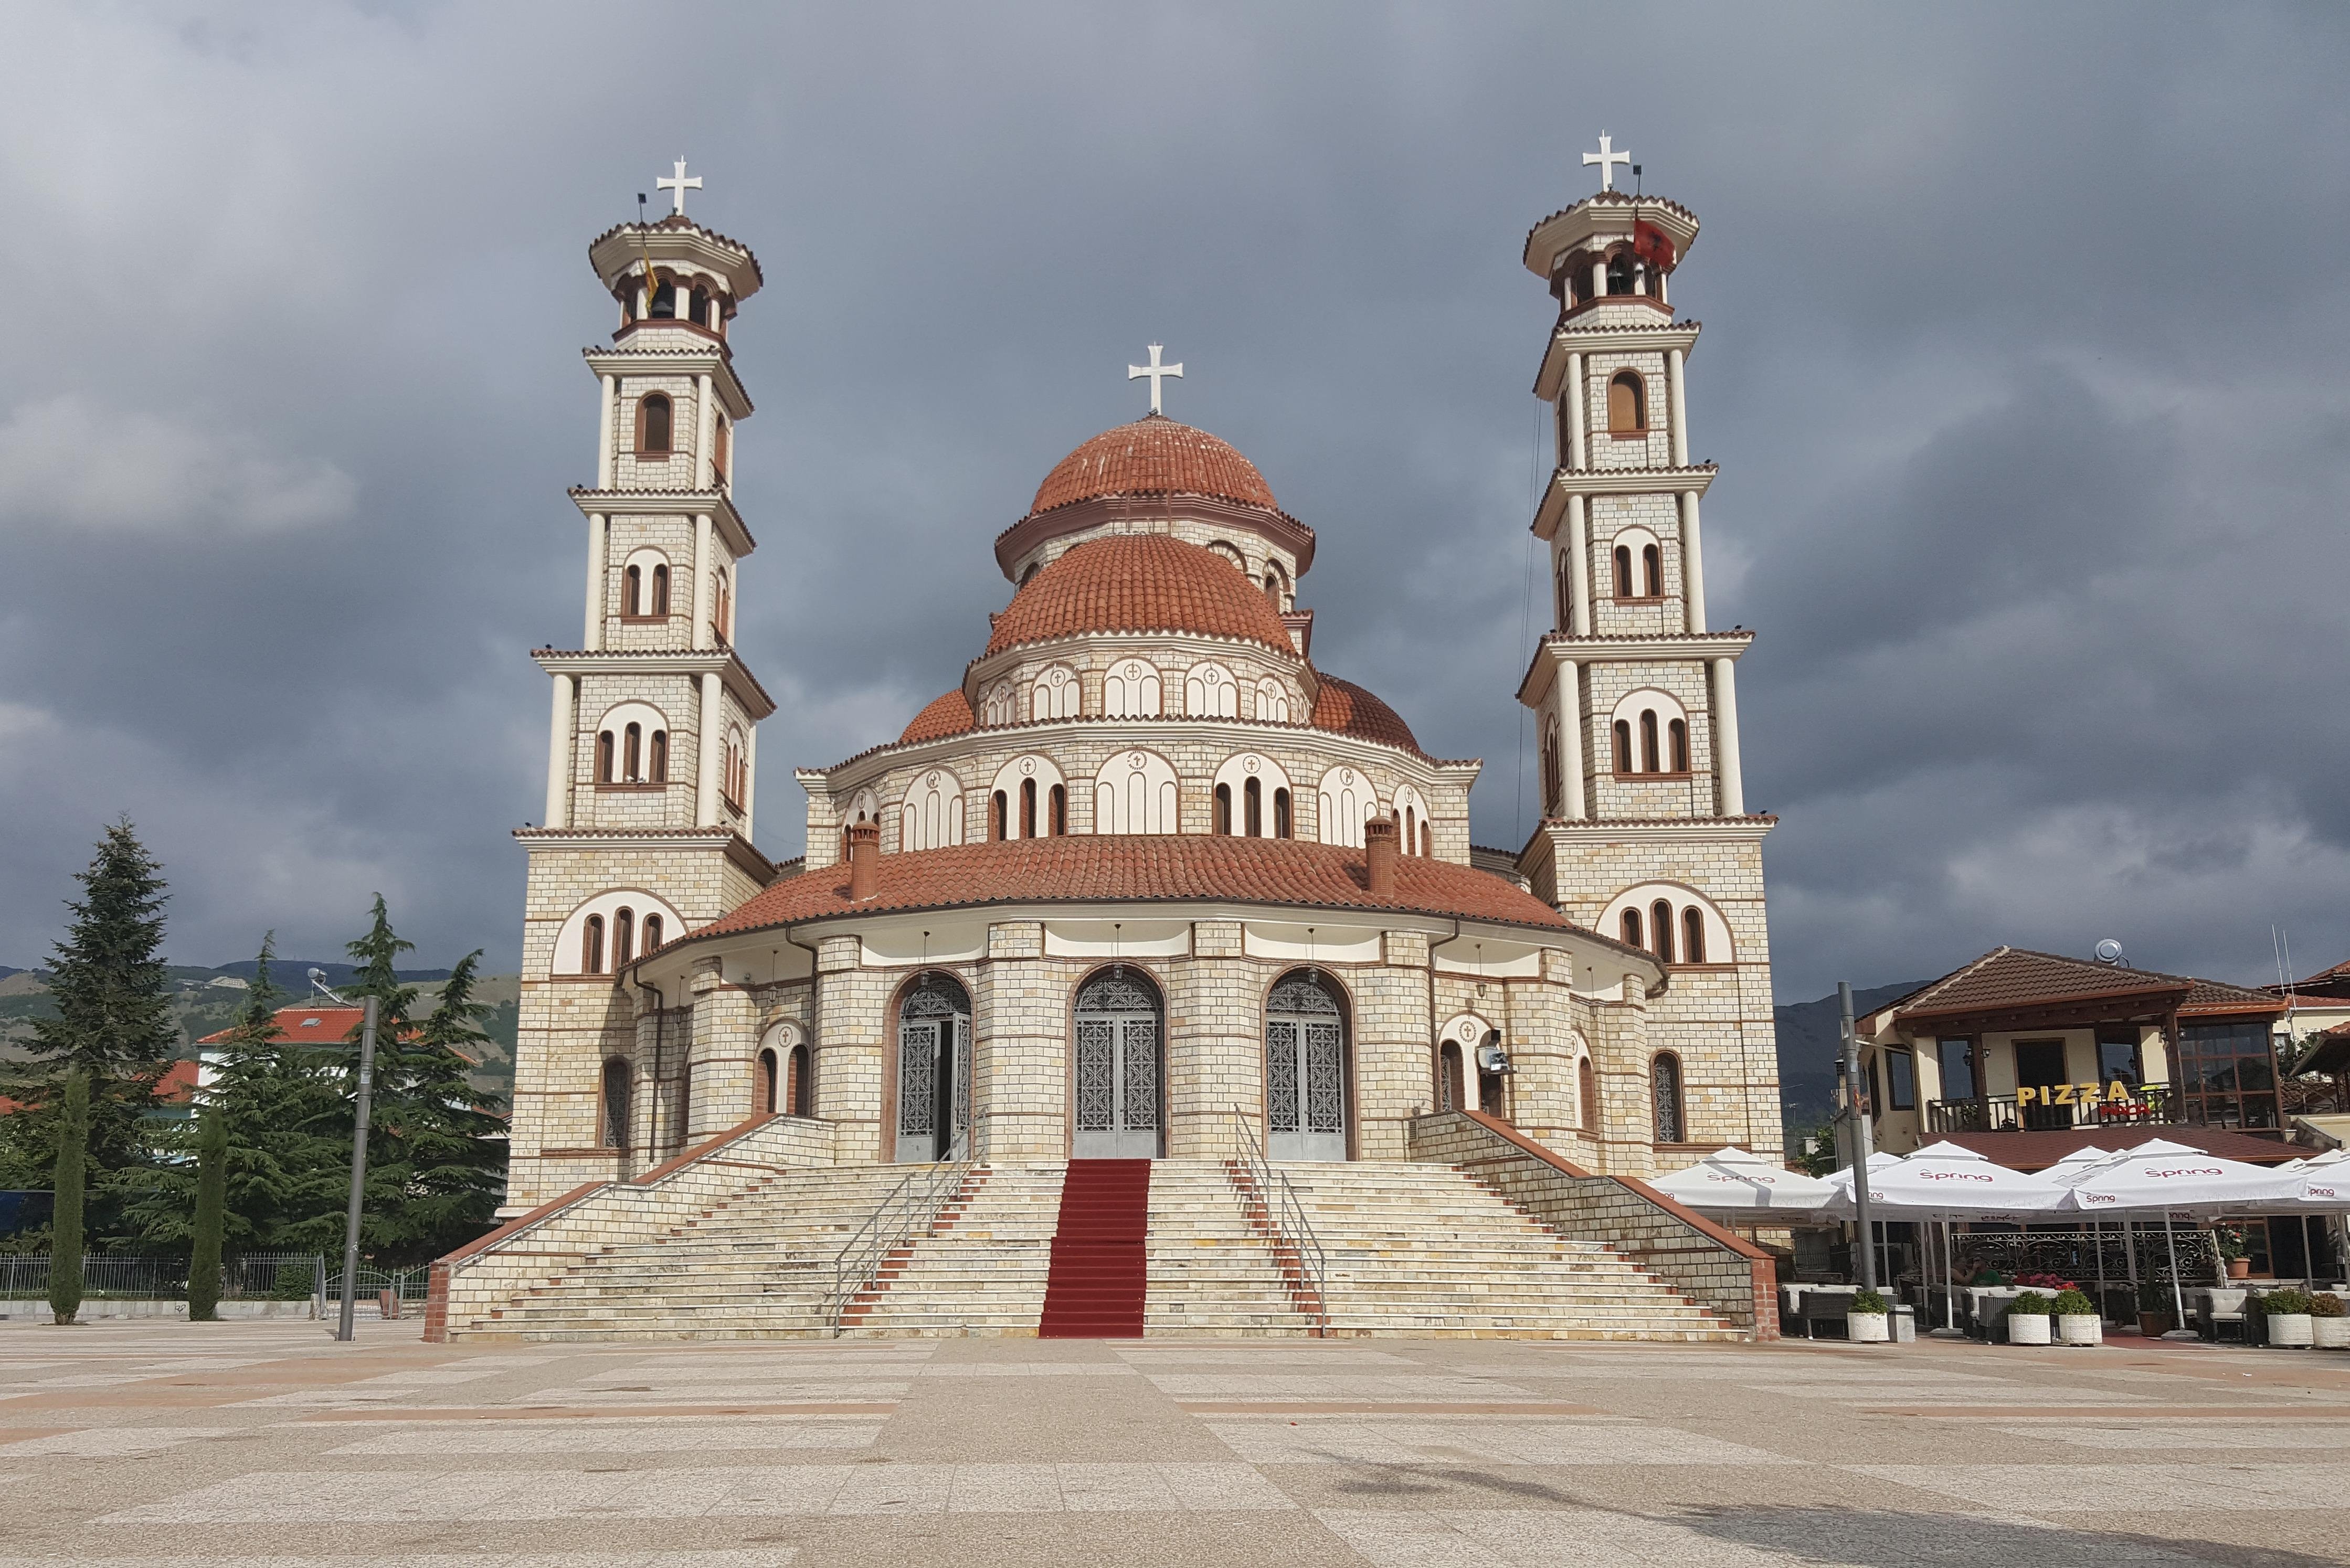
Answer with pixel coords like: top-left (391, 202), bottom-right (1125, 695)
top-left (1072, 969), bottom-right (1162, 1158)
top-left (755, 1048), bottom-right (779, 1116)
top-left (787, 1043), bottom-right (812, 1117)
top-left (895, 972), bottom-right (971, 1162)
top-left (1266, 970), bottom-right (1349, 1160)
top-left (1438, 1042), bottom-right (1465, 1114)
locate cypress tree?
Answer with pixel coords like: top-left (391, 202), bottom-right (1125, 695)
top-left (187, 1110), bottom-right (227, 1322)
top-left (48, 1071), bottom-right (88, 1325)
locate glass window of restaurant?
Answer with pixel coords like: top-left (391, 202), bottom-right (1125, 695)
top-left (2176, 1019), bottom-right (2279, 1130)
top-left (2095, 1027), bottom-right (2143, 1090)
top-left (1936, 1039), bottom-right (1975, 1101)
top-left (1883, 1048), bottom-right (1915, 1111)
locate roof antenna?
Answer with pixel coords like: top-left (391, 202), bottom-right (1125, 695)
top-left (2092, 939), bottom-right (2125, 968)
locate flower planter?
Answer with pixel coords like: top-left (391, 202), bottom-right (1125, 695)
top-left (2136, 1311), bottom-right (2173, 1338)
top-left (2266, 1313), bottom-right (2314, 1348)
top-left (1847, 1311), bottom-right (1890, 1343)
top-left (2226, 1259), bottom-right (2251, 1280)
top-left (2006, 1313), bottom-right (2052, 1345)
top-left (2057, 1313), bottom-right (2102, 1347)
top-left (2312, 1317), bottom-right (2350, 1350)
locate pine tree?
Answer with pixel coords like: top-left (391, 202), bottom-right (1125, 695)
top-left (48, 1071), bottom-right (88, 1325)
top-left (3, 822), bottom-right (176, 1191)
top-left (187, 1110), bottom-right (226, 1321)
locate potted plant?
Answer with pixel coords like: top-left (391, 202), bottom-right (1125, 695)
top-left (1846, 1287), bottom-right (1890, 1343)
top-left (2135, 1276), bottom-right (2174, 1338)
top-left (2051, 1287), bottom-right (2102, 1346)
top-left (2262, 1288), bottom-right (2315, 1348)
top-left (2005, 1289), bottom-right (2055, 1345)
top-left (2214, 1225), bottom-right (2250, 1281)
top-left (2311, 1292), bottom-right (2348, 1350)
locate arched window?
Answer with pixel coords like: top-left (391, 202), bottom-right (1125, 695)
top-left (713, 416), bottom-right (731, 482)
top-left (1612, 719), bottom-right (1633, 775)
top-left (1214, 782), bottom-right (1233, 834)
top-left (1274, 787), bottom-right (1292, 839)
top-left (1555, 554), bottom-right (1570, 625)
top-left (642, 914), bottom-right (663, 952)
top-left (1613, 544), bottom-right (1634, 598)
top-left (1541, 715), bottom-right (1562, 816)
top-left (1639, 711), bottom-right (1659, 774)
top-left (1668, 719), bottom-right (1688, 773)
top-left (1643, 544), bottom-right (1663, 597)
top-left (1607, 371), bottom-right (1645, 433)
top-left (1020, 777), bottom-right (1038, 839)
top-left (596, 730), bottom-right (616, 783)
top-left (1020, 561), bottom-right (1041, 587)
top-left (624, 563), bottom-right (643, 617)
top-left (583, 914), bottom-right (606, 976)
top-left (1652, 1053), bottom-right (1685, 1143)
top-left (1050, 783), bottom-right (1067, 835)
top-left (1606, 253), bottom-right (1637, 296)
top-left (649, 730), bottom-right (668, 783)
top-left (1215, 753), bottom-right (1293, 840)
top-left (1420, 822), bottom-right (1431, 856)
top-left (1244, 776), bottom-right (1262, 836)
top-left (1578, 1056), bottom-right (1598, 1132)
top-left (1254, 676), bottom-right (1290, 724)
top-left (895, 971), bottom-right (971, 1162)
top-left (901, 768), bottom-right (966, 850)
top-left (1317, 766), bottom-right (1376, 848)
top-left (786, 1043), bottom-right (812, 1116)
top-left (1649, 899), bottom-right (1674, 964)
top-left (1104, 660), bottom-right (1162, 717)
top-left (990, 790), bottom-right (1009, 842)
top-left (690, 285), bottom-right (711, 327)
top-left (1074, 968), bottom-right (1165, 1158)
top-left (1185, 661), bottom-right (1239, 718)
top-left (600, 1057), bottom-right (631, 1149)
top-left (1266, 971), bottom-right (1349, 1160)
top-left (1619, 907), bottom-right (1642, 950)
top-left (981, 681), bottom-right (1015, 727)
top-left (1206, 541), bottom-right (1245, 570)
top-left (649, 279), bottom-right (676, 319)
top-left (1681, 906), bottom-right (1707, 965)
top-left (1093, 750), bottom-right (1178, 834)
top-left (639, 393), bottom-right (673, 453)
top-left (613, 907), bottom-right (634, 968)
top-left (988, 756), bottom-right (1065, 840)
top-left (624, 723), bottom-right (643, 782)
top-left (722, 728), bottom-right (747, 809)
top-left (1033, 664), bottom-right (1080, 721)
top-left (651, 563), bottom-right (671, 617)
top-left (713, 569), bottom-right (733, 644)
top-left (756, 1047), bottom-right (778, 1116)
top-left (1263, 564), bottom-right (1288, 608)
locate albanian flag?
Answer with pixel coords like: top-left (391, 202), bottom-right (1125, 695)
top-left (1632, 219), bottom-right (1677, 272)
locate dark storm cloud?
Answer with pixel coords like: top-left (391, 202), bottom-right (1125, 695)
top-left (3, 2), bottom-right (2347, 1000)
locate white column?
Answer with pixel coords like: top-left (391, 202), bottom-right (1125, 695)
top-left (1557, 661), bottom-right (1585, 820)
top-left (692, 514), bottom-right (713, 651)
top-left (1711, 656), bottom-right (1745, 817)
top-left (583, 513), bottom-right (607, 650)
top-left (1667, 348), bottom-right (1690, 467)
top-left (1564, 352), bottom-right (1587, 470)
top-left (1591, 258), bottom-right (1607, 301)
top-left (695, 374), bottom-right (717, 491)
top-left (596, 374), bottom-right (617, 488)
top-left (1566, 495), bottom-right (1592, 637)
top-left (695, 671), bottom-right (724, 827)
top-left (741, 722), bottom-right (757, 841)
top-left (544, 673), bottom-right (575, 829)
top-left (1679, 491), bottom-right (1707, 634)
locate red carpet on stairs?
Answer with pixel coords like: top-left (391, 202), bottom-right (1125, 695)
top-left (1039, 1159), bottom-right (1151, 1338)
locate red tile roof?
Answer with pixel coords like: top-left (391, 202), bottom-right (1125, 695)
top-left (900, 688), bottom-right (976, 744)
top-left (1877, 947), bottom-right (2283, 1027)
top-left (1311, 675), bottom-right (1423, 756)
top-left (1937, 1127), bottom-right (2295, 1171)
top-left (985, 534), bottom-right (1296, 658)
top-left (691, 834), bottom-right (1575, 941)
top-left (198, 1005), bottom-right (374, 1049)
top-left (1031, 414), bottom-right (1277, 515)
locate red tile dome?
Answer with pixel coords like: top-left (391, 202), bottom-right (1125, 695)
top-left (899, 688), bottom-right (975, 744)
top-left (1311, 675), bottom-right (1423, 755)
top-left (1031, 414), bottom-right (1278, 515)
top-left (986, 534), bottom-right (1296, 658)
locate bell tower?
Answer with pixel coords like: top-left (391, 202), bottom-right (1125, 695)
top-left (1511, 143), bottom-right (1782, 1163)
top-left (505, 164), bottom-right (779, 1211)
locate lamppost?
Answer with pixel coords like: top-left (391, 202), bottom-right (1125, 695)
top-left (308, 969), bottom-right (379, 1343)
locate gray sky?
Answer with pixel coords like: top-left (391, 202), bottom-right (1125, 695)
top-left (5, 3), bottom-right (2347, 1002)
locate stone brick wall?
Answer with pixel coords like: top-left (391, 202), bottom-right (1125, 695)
top-left (1406, 1109), bottom-right (1777, 1339)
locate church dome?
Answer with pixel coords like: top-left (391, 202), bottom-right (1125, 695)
top-left (1030, 414), bottom-right (1278, 515)
top-left (899, 688), bottom-right (975, 744)
top-left (1312, 675), bottom-right (1423, 755)
top-left (986, 534), bottom-right (1296, 658)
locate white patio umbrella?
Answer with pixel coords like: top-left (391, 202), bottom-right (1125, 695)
top-left (2058, 1138), bottom-right (2304, 1327)
top-left (2033, 1146), bottom-right (2120, 1305)
top-left (1825, 1143), bottom-right (2070, 1332)
top-left (1646, 1146), bottom-right (1835, 1215)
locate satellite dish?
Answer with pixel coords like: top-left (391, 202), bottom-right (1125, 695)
top-left (307, 968), bottom-right (326, 983)
top-left (2093, 939), bottom-right (2125, 966)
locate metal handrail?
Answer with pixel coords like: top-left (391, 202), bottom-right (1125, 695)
top-left (1229, 1104), bottom-right (1328, 1333)
top-left (822, 1134), bottom-right (971, 1334)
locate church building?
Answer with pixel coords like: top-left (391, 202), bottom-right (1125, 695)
top-left (452, 153), bottom-right (1785, 1342)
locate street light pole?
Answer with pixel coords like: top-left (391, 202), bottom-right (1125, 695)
top-left (1839, 980), bottom-right (1878, 1293)
top-left (335, 994), bottom-right (378, 1342)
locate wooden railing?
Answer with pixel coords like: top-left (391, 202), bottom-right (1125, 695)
top-left (1926, 1086), bottom-right (2179, 1134)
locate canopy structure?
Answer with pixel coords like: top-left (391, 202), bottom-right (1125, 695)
top-left (1824, 1142), bottom-right (2067, 1222)
top-left (1646, 1147), bottom-right (1834, 1215)
top-left (2058, 1139), bottom-right (2299, 1219)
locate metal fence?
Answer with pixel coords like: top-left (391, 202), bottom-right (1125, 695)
top-left (0, 1252), bottom-right (420, 1304)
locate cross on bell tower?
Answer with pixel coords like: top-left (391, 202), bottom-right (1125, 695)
top-left (657, 157), bottom-right (703, 217)
top-left (1582, 134), bottom-right (1631, 193)
top-left (1127, 343), bottom-right (1183, 416)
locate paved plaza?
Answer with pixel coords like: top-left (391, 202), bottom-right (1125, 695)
top-left (1, 1323), bottom-right (2346, 1566)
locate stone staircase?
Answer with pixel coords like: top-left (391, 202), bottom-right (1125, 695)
top-left (1283, 1162), bottom-right (1738, 1341)
top-left (445, 1156), bottom-right (1742, 1342)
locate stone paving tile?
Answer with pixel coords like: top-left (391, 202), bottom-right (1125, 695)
top-left (0, 1426), bottom-right (233, 1456)
top-left (0, 1558), bottom-right (799, 1568)
top-left (1851, 1460), bottom-right (2350, 1512)
top-left (1206, 1418), bottom-right (1794, 1467)
top-left (1140, 1374), bottom-right (1540, 1402)
top-left (1995, 1421), bottom-right (2350, 1449)
top-left (324, 1417), bottom-right (883, 1455)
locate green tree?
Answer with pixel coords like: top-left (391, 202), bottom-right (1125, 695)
top-left (187, 1109), bottom-right (227, 1321)
top-left (48, 1071), bottom-right (88, 1325)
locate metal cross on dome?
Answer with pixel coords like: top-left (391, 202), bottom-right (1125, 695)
top-left (1127, 343), bottom-right (1182, 415)
top-left (657, 157), bottom-right (703, 217)
top-left (1582, 134), bottom-right (1631, 193)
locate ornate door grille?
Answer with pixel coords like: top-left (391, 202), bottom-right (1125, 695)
top-left (897, 974), bottom-right (971, 1162)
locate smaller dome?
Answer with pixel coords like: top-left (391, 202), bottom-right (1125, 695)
top-left (1312, 675), bottom-right (1423, 755)
top-left (900, 688), bottom-right (974, 744)
top-left (987, 534), bottom-right (1296, 658)
top-left (1031, 414), bottom-right (1278, 515)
